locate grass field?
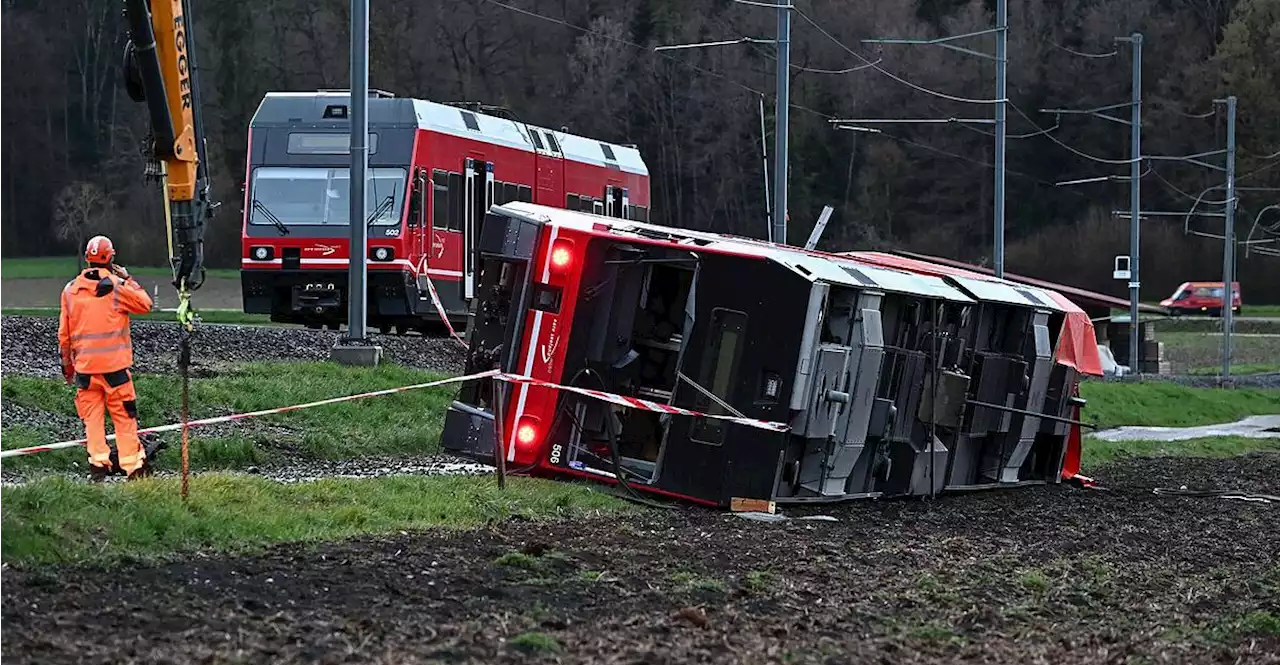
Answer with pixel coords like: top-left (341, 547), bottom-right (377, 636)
top-left (2, 256), bottom-right (239, 280)
top-left (0, 474), bottom-right (629, 565)
top-left (1, 362), bottom-right (458, 473)
top-left (1, 306), bottom-right (272, 325)
top-left (4, 359), bottom-right (1277, 567)
top-left (1159, 332), bottom-right (1280, 372)
top-left (1078, 381), bottom-right (1280, 430)
top-left (1081, 435), bottom-right (1280, 466)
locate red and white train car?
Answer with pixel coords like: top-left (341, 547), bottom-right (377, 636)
top-left (240, 90), bottom-right (650, 332)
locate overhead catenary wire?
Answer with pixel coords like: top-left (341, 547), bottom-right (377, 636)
top-left (1008, 102), bottom-right (1140, 165)
top-left (486, 0), bottom-right (1089, 199)
top-left (1048, 41), bottom-right (1118, 59)
top-left (793, 6), bottom-right (1005, 106)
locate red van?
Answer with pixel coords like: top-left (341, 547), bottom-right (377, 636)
top-left (1160, 281), bottom-right (1242, 317)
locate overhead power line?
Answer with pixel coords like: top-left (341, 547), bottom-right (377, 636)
top-left (1008, 102), bottom-right (1140, 165)
top-left (792, 7), bottom-right (1004, 105)
top-left (484, 0), bottom-right (1091, 199)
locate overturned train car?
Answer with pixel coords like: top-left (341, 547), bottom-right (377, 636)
top-left (441, 203), bottom-right (1104, 507)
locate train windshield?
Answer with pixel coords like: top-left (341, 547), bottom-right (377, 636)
top-left (248, 166), bottom-right (407, 227)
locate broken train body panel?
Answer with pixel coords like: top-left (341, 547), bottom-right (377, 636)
top-left (440, 202), bottom-right (1102, 506)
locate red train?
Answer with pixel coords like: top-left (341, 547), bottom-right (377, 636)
top-left (441, 202), bottom-right (1104, 507)
top-left (239, 90), bottom-right (651, 332)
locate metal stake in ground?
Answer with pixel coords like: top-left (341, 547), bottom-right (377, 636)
top-left (491, 377), bottom-right (508, 490)
top-left (175, 289), bottom-right (200, 500)
top-left (178, 319), bottom-right (193, 501)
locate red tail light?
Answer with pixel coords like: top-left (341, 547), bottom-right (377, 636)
top-left (548, 239), bottom-right (574, 272)
top-left (515, 416), bottom-right (541, 448)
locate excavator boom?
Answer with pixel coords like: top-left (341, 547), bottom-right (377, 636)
top-left (122, 0), bottom-right (212, 291)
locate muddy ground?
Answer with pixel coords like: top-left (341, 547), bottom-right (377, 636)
top-left (4, 454), bottom-right (1278, 665)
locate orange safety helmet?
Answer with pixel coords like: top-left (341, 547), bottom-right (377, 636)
top-left (84, 235), bottom-right (115, 265)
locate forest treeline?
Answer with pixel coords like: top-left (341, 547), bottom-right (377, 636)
top-left (2, 0), bottom-right (1278, 301)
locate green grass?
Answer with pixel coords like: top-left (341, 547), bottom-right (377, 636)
top-left (1083, 436), bottom-right (1280, 466)
top-left (508, 632), bottom-right (564, 655)
top-left (1243, 305), bottom-right (1280, 318)
top-left (1186, 363), bottom-right (1280, 376)
top-left (1, 361), bottom-right (460, 473)
top-left (1, 306), bottom-right (273, 325)
top-left (0, 474), bottom-right (627, 566)
top-left (1079, 381), bottom-right (1280, 430)
top-left (2, 256), bottom-right (239, 280)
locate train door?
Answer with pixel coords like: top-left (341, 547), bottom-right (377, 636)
top-left (605, 185), bottom-right (630, 219)
top-left (409, 168), bottom-right (428, 268)
top-left (463, 158), bottom-right (494, 300)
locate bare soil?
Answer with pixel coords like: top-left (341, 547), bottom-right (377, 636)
top-left (4, 455), bottom-right (1279, 665)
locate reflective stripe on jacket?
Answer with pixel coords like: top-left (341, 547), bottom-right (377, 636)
top-left (58, 268), bottom-right (153, 375)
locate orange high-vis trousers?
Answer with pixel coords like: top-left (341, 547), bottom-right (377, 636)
top-left (74, 371), bottom-right (144, 473)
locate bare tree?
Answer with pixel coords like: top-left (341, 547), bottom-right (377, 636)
top-left (53, 181), bottom-right (111, 265)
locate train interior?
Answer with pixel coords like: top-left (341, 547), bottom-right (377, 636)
top-left (553, 239), bottom-right (699, 485)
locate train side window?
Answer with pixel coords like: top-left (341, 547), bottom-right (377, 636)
top-left (690, 308), bottom-right (747, 446)
top-left (600, 142), bottom-right (617, 161)
top-left (567, 194), bottom-right (580, 210)
top-left (432, 170), bottom-right (450, 230)
top-left (530, 131), bottom-right (546, 151)
top-left (518, 185), bottom-right (533, 203)
top-left (544, 132), bottom-right (561, 153)
top-left (592, 200), bottom-right (604, 215)
top-left (503, 182), bottom-right (519, 206)
top-left (636, 205), bottom-right (648, 222)
top-left (448, 172), bottom-right (464, 232)
top-left (460, 111), bottom-right (481, 132)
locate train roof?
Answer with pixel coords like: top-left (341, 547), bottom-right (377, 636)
top-left (495, 202), bottom-right (975, 303)
top-left (250, 91), bottom-right (648, 177)
top-left (494, 202), bottom-right (1103, 376)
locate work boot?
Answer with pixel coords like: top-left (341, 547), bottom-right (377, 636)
top-left (88, 464), bottom-right (112, 483)
top-left (143, 435), bottom-right (168, 460)
top-left (126, 460), bottom-right (154, 481)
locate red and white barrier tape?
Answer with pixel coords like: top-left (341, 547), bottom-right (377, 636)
top-left (497, 373), bottom-right (791, 432)
top-left (0, 370), bottom-right (789, 459)
top-left (0, 370), bottom-right (499, 459)
top-left (418, 257), bottom-right (468, 349)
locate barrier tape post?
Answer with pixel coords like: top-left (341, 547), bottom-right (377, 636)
top-left (176, 288), bottom-right (197, 502)
top-left (491, 376), bottom-right (508, 490)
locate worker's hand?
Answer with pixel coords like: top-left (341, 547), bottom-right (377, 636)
top-left (111, 264), bottom-right (131, 280)
top-left (61, 361), bottom-right (75, 386)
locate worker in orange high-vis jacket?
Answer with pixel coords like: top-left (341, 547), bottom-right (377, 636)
top-left (59, 235), bottom-right (154, 481)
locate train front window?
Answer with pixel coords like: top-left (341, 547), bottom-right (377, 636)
top-left (249, 167), bottom-right (407, 226)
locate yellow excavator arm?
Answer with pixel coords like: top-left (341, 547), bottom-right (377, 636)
top-left (122, 0), bottom-right (214, 292)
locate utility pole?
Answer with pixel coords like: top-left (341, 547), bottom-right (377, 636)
top-left (1124, 33), bottom-right (1142, 375)
top-left (993, 0), bottom-right (1007, 278)
top-left (332, 0), bottom-right (381, 366)
top-left (1220, 94), bottom-right (1237, 380)
top-left (1044, 33), bottom-right (1145, 372)
top-left (772, 4), bottom-right (791, 245)
top-left (839, 11), bottom-right (1010, 274)
top-left (654, 0), bottom-right (799, 245)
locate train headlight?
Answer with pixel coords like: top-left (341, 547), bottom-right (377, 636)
top-left (370, 246), bottom-right (393, 262)
top-left (250, 246), bottom-right (272, 261)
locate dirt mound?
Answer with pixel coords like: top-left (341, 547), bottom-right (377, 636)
top-left (5, 455), bottom-right (1278, 664)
